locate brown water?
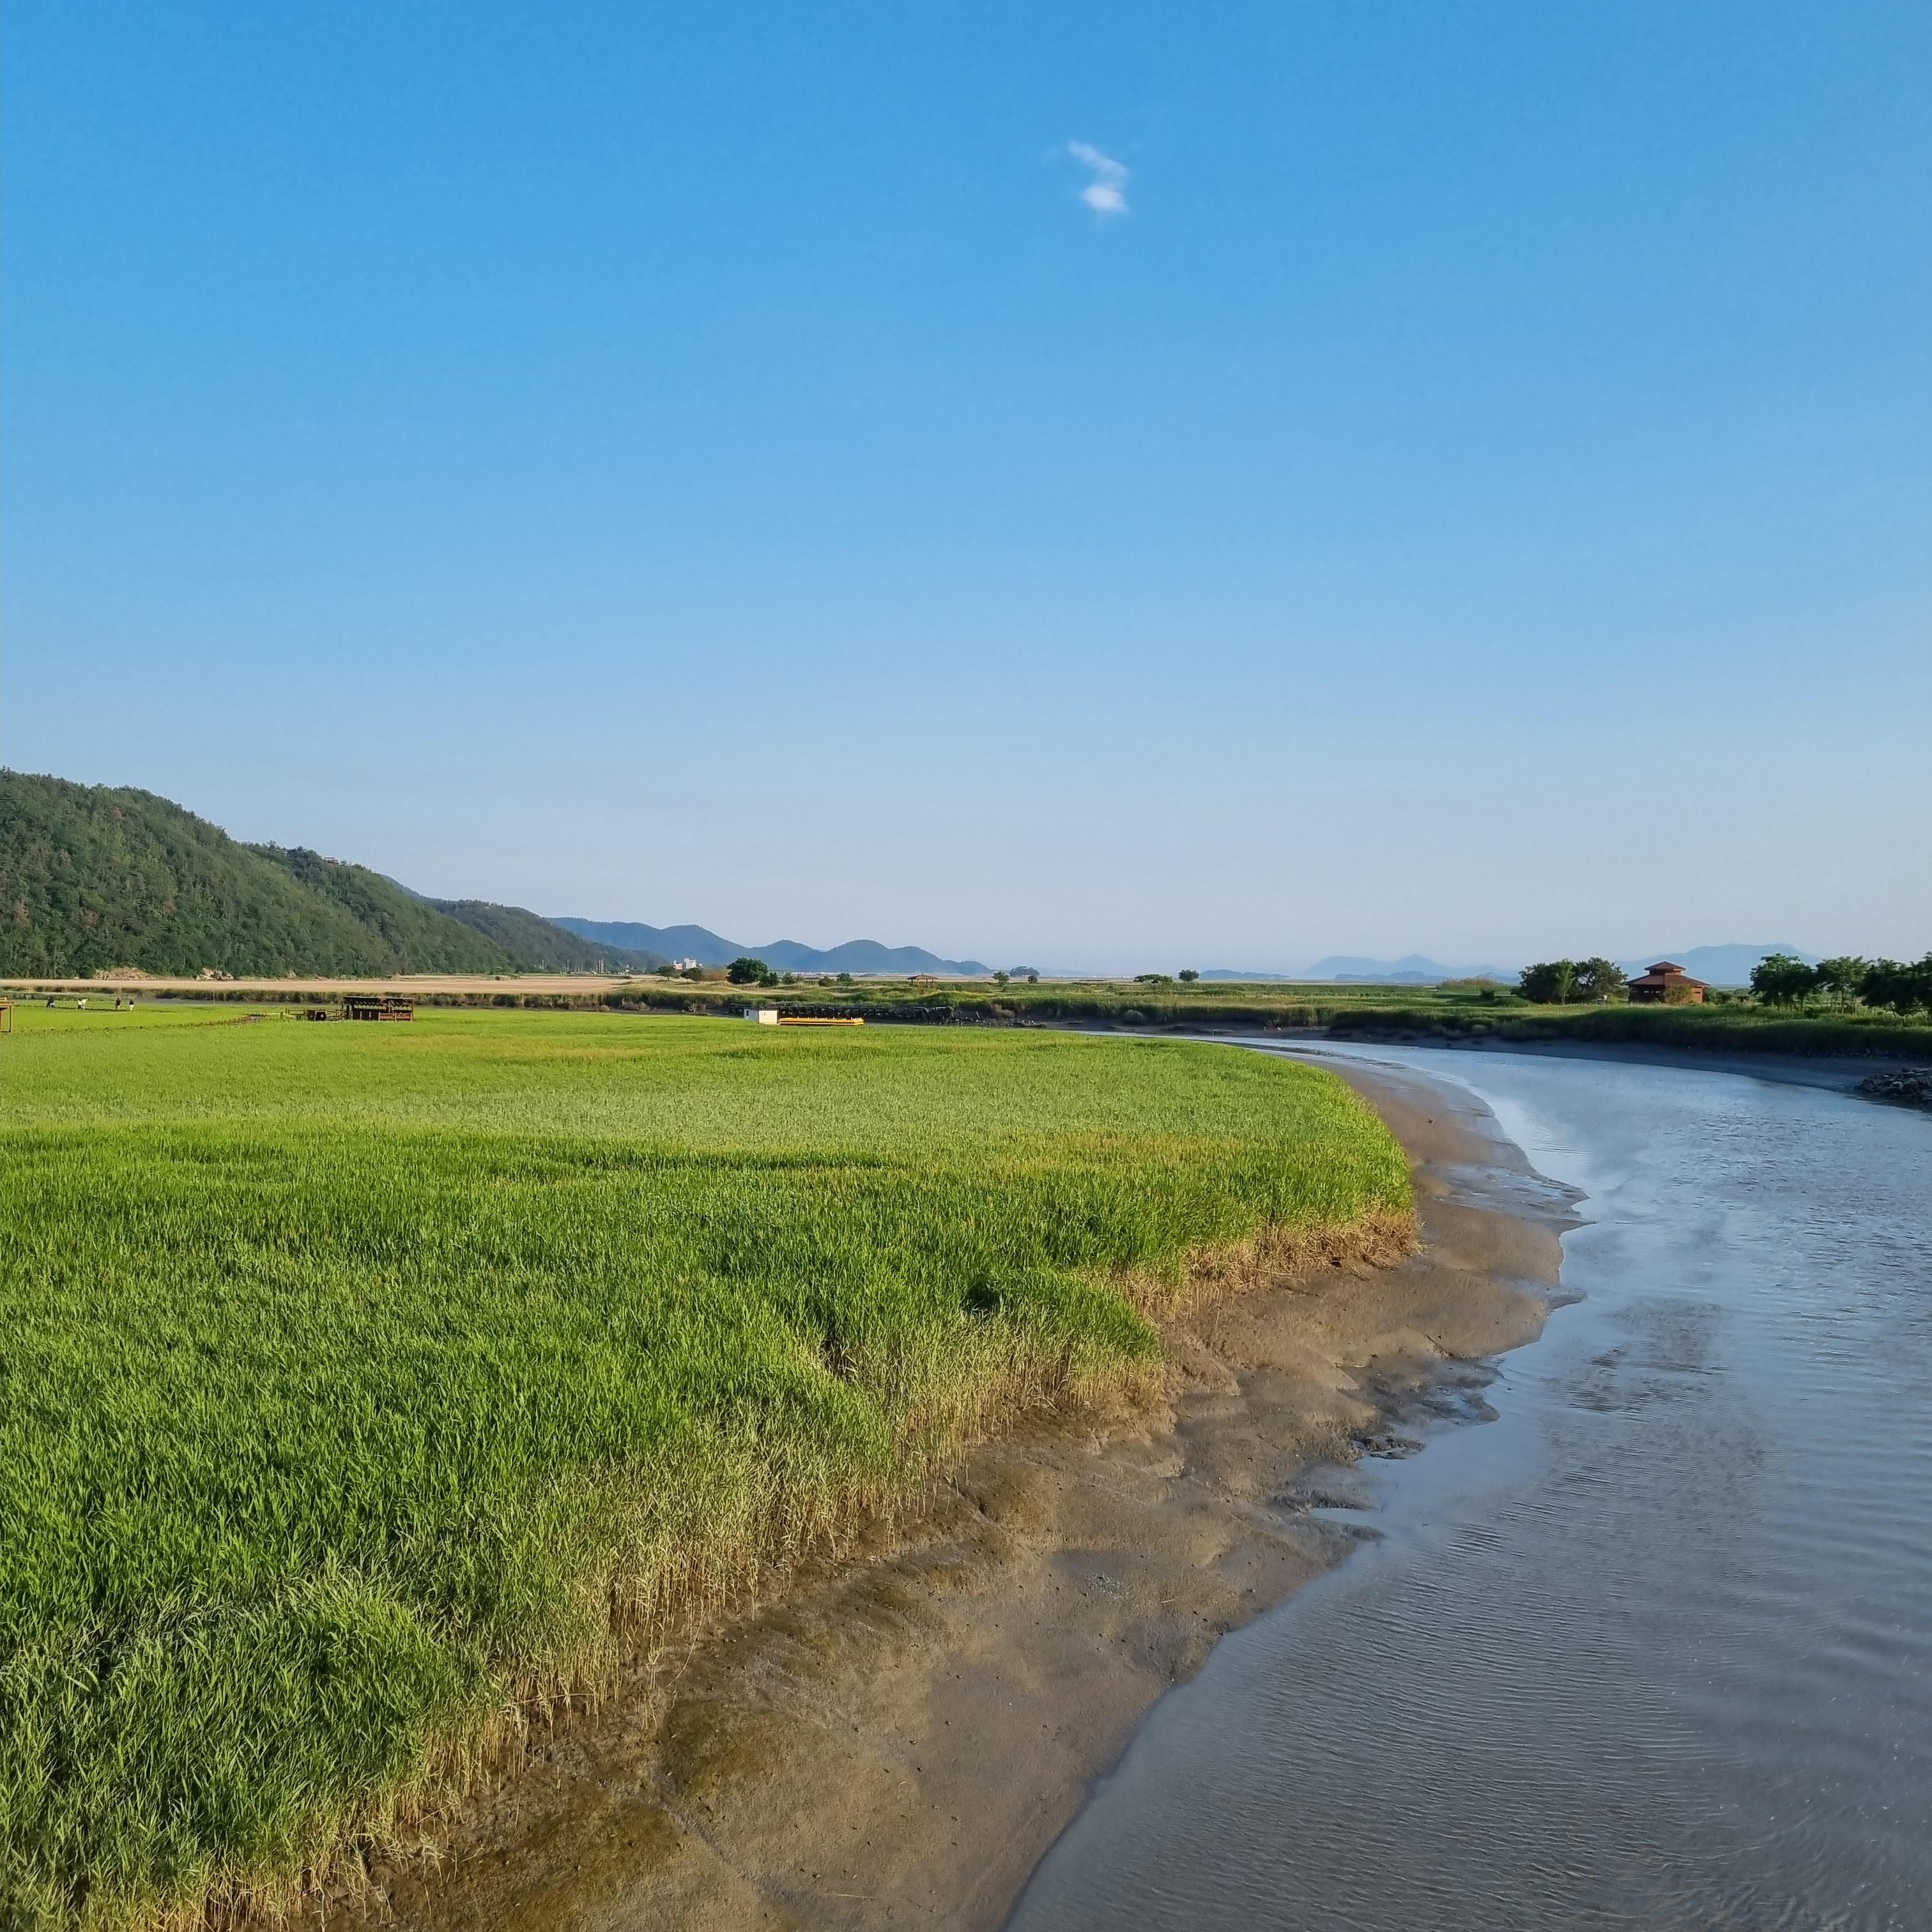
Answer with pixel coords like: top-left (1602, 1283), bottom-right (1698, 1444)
top-left (1008, 1046), bottom-right (1932, 1931)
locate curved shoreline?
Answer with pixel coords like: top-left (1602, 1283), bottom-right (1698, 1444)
top-left (1311, 1030), bottom-right (1919, 1092)
top-left (321, 1061), bottom-right (1572, 1932)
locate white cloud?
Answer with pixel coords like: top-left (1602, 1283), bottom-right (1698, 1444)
top-left (1068, 141), bottom-right (1128, 217)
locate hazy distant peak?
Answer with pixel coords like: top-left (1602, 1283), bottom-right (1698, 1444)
top-left (1297, 954), bottom-right (1519, 983)
top-left (551, 917), bottom-right (988, 977)
top-left (1614, 944), bottom-right (1819, 988)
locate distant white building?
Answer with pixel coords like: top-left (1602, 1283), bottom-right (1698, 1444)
top-left (673, 957), bottom-right (700, 972)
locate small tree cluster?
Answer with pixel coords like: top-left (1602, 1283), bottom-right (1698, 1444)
top-left (1517, 958), bottom-right (1627, 1004)
top-left (1863, 956), bottom-right (1932, 1012)
top-left (1747, 953), bottom-right (1816, 1006)
top-left (726, 955), bottom-right (775, 986)
top-left (1752, 952), bottom-right (1932, 1013)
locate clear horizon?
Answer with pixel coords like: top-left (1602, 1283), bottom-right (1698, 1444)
top-left (536, 917), bottom-right (1823, 981)
top-left (6, 4), bottom-right (1927, 965)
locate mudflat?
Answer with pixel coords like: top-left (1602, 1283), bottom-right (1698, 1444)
top-left (344, 1060), bottom-right (1571, 1932)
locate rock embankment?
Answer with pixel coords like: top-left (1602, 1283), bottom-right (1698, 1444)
top-left (1857, 1067), bottom-right (1932, 1105)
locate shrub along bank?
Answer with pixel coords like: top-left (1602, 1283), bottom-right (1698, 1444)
top-left (18, 972), bottom-right (1923, 1059)
top-left (89, 978), bottom-right (1932, 1057)
top-left (0, 1006), bottom-right (1407, 1929)
top-left (1326, 1001), bottom-right (1931, 1058)
top-left (13, 975), bottom-right (1517, 1031)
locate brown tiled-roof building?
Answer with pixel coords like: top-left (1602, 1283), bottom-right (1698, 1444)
top-left (1627, 961), bottom-right (1709, 1004)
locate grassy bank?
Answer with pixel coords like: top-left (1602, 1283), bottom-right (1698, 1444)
top-left (1324, 1000), bottom-right (1931, 1058)
top-left (13, 973), bottom-right (1924, 1055)
top-left (449, 981), bottom-right (1917, 1055)
top-left (1, 1006), bottom-right (1407, 1929)
top-left (5, 974), bottom-right (1522, 1031)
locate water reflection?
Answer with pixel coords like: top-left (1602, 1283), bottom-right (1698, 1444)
top-left (1008, 1048), bottom-right (1932, 1931)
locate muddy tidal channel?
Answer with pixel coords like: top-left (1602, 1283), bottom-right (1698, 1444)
top-left (1009, 1045), bottom-right (1932, 1932)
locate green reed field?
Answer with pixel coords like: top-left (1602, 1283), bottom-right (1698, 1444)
top-left (1, 1006), bottom-right (1407, 1929)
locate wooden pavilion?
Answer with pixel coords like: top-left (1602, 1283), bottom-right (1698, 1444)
top-left (1626, 962), bottom-right (1709, 1005)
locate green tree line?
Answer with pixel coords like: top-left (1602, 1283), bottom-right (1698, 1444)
top-left (1516, 958), bottom-right (1629, 1003)
top-left (1748, 952), bottom-right (1932, 1013)
top-left (1515, 951), bottom-right (1932, 1013)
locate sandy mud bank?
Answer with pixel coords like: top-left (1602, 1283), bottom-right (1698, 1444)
top-left (330, 1061), bottom-right (1572, 1932)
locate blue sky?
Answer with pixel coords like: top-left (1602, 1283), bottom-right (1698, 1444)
top-left (6, 3), bottom-right (1927, 968)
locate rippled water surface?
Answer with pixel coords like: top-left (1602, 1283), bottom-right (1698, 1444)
top-left (1009, 1048), bottom-right (1932, 1931)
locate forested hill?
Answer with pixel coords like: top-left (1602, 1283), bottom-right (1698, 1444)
top-left (0, 771), bottom-right (655, 977)
top-left (427, 898), bottom-right (664, 973)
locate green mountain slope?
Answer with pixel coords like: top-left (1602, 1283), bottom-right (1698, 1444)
top-left (4, 773), bottom-right (401, 976)
top-left (247, 846), bottom-right (512, 974)
top-left (0, 771), bottom-right (525, 977)
top-left (430, 899), bottom-right (666, 972)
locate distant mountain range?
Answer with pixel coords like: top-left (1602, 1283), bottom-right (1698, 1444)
top-left (1201, 954), bottom-right (1517, 984)
top-left (1199, 946), bottom-right (1819, 988)
top-left (1305, 953), bottom-right (1520, 983)
top-left (1616, 944), bottom-right (1818, 988)
top-left (553, 917), bottom-right (990, 977)
top-left (425, 900), bottom-right (662, 973)
top-left (0, 770), bottom-right (989, 981)
top-left (0, 773), bottom-right (1825, 994)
